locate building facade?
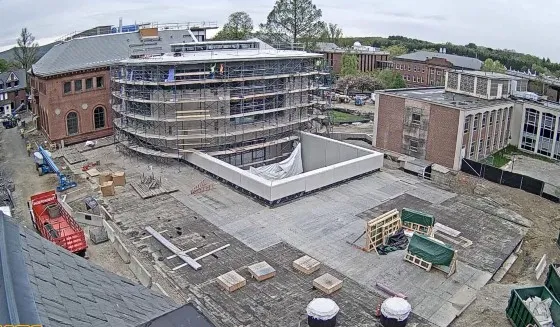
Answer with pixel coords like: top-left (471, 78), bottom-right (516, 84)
top-left (373, 71), bottom-right (520, 170)
top-left (29, 23), bottom-right (215, 145)
top-left (112, 40), bottom-right (328, 167)
top-left (0, 69), bottom-right (28, 116)
top-left (517, 100), bottom-right (560, 160)
top-left (316, 42), bottom-right (389, 75)
top-left (392, 51), bottom-right (483, 87)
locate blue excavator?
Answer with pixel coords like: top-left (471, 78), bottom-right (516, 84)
top-left (33, 145), bottom-right (77, 192)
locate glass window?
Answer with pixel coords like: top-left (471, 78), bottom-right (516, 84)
top-left (94, 107), bottom-right (105, 129)
top-left (473, 115), bottom-right (479, 131)
top-left (96, 76), bottom-right (104, 88)
top-left (464, 116), bottom-right (471, 133)
top-left (412, 113), bottom-right (421, 125)
top-left (63, 82), bottom-right (71, 94)
top-left (86, 78), bottom-right (93, 90)
top-left (74, 80), bottom-right (82, 92)
top-left (410, 139), bottom-right (418, 152)
top-left (14, 80), bottom-right (19, 86)
top-left (66, 112), bottom-right (78, 135)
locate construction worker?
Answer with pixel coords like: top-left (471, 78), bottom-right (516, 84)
top-left (20, 127), bottom-right (24, 139)
top-left (26, 142), bottom-right (32, 157)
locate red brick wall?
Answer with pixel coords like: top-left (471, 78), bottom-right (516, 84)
top-left (33, 69), bottom-right (113, 145)
top-left (323, 52), bottom-right (388, 74)
top-left (377, 94), bottom-right (405, 152)
top-left (425, 104), bottom-right (460, 168)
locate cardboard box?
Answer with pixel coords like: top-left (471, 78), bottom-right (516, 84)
top-left (100, 181), bottom-right (115, 197)
top-left (98, 171), bottom-right (113, 184)
top-left (112, 172), bottom-right (126, 186)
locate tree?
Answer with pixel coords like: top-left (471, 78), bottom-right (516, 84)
top-left (260, 0), bottom-right (324, 45)
top-left (14, 28), bottom-right (38, 74)
top-left (320, 23), bottom-right (343, 44)
top-left (340, 53), bottom-right (358, 76)
top-left (0, 59), bottom-right (10, 72)
top-left (336, 73), bottom-right (383, 93)
top-left (482, 58), bottom-right (506, 73)
top-left (382, 44), bottom-right (407, 57)
top-left (213, 12), bottom-right (253, 40)
top-left (374, 69), bottom-right (406, 89)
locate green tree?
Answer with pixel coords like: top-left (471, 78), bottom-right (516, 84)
top-left (340, 53), bottom-right (358, 76)
top-left (375, 69), bottom-right (406, 89)
top-left (482, 58), bottom-right (506, 73)
top-left (213, 12), bottom-right (253, 40)
top-left (14, 28), bottom-right (38, 74)
top-left (260, 0), bottom-right (324, 45)
top-left (0, 59), bottom-right (10, 72)
top-left (382, 44), bottom-right (408, 57)
top-left (320, 23), bottom-right (343, 44)
top-left (336, 73), bottom-right (383, 93)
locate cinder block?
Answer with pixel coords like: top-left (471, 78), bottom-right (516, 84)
top-left (293, 255), bottom-right (321, 275)
top-left (313, 273), bottom-right (343, 295)
top-left (248, 261), bottom-right (276, 282)
top-left (217, 270), bottom-right (246, 292)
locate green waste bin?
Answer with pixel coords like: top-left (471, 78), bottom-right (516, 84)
top-left (506, 286), bottom-right (560, 327)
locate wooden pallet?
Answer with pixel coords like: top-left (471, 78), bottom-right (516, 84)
top-left (130, 182), bottom-right (178, 199)
top-left (364, 209), bottom-right (402, 253)
top-left (404, 252), bottom-right (432, 271)
top-left (402, 221), bottom-right (434, 237)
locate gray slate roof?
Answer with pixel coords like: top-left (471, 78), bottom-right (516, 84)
top-left (32, 29), bottom-right (196, 77)
top-left (0, 69), bottom-right (26, 91)
top-left (396, 50), bottom-right (483, 70)
top-left (0, 214), bottom-right (179, 327)
top-left (315, 42), bottom-right (340, 51)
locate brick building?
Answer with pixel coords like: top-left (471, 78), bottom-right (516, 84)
top-left (0, 69), bottom-right (28, 116)
top-left (373, 71), bottom-right (524, 170)
top-left (29, 23), bottom-right (215, 145)
top-left (316, 42), bottom-right (389, 75)
top-left (392, 50), bottom-right (483, 87)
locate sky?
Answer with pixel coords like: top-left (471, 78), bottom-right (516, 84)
top-left (1, 0), bottom-right (558, 61)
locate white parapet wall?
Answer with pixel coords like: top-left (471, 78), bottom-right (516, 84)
top-left (185, 132), bottom-right (383, 204)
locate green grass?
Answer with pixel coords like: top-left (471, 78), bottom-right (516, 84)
top-left (328, 110), bottom-right (368, 124)
top-left (483, 145), bottom-right (557, 167)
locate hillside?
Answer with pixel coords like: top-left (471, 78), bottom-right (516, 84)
top-left (0, 43), bottom-right (55, 63)
top-left (338, 36), bottom-right (558, 75)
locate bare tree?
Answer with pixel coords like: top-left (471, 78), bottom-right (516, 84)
top-left (14, 28), bottom-right (39, 74)
top-left (321, 23), bottom-right (343, 44)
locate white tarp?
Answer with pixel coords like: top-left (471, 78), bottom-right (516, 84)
top-left (249, 143), bottom-right (303, 180)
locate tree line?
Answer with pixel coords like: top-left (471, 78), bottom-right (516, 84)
top-left (0, 28), bottom-right (38, 75)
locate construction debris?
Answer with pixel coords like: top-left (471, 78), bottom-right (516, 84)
top-left (376, 283), bottom-right (407, 299)
top-left (145, 226), bottom-right (201, 270)
top-left (376, 228), bottom-right (408, 255)
top-left (523, 296), bottom-right (553, 327)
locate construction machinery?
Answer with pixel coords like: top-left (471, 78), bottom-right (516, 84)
top-left (34, 145), bottom-right (77, 191)
top-left (28, 190), bottom-right (87, 255)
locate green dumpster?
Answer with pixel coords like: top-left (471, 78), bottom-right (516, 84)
top-left (505, 286), bottom-right (560, 326)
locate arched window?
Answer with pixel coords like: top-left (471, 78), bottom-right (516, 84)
top-left (66, 112), bottom-right (78, 135)
top-left (94, 107), bottom-right (105, 129)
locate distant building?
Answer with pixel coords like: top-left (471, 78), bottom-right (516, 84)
top-left (29, 22), bottom-right (216, 145)
top-left (392, 50), bottom-right (483, 87)
top-left (374, 71), bottom-right (523, 169)
top-left (0, 69), bottom-right (27, 116)
top-left (315, 42), bottom-right (390, 75)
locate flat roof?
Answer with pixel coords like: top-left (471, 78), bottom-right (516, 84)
top-left (379, 87), bottom-right (514, 110)
top-left (452, 70), bottom-right (522, 80)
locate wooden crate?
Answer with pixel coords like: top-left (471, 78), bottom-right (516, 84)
top-left (112, 171), bottom-right (126, 186)
top-left (402, 221), bottom-right (434, 237)
top-left (217, 270), bottom-right (246, 292)
top-left (293, 255), bottom-right (321, 275)
top-left (313, 273), bottom-right (343, 295)
top-left (248, 261), bottom-right (276, 282)
top-left (404, 252), bottom-right (432, 271)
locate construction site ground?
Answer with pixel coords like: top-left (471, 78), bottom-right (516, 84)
top-left (501, 153), bottom-right (560, 188)
top-left (1, 124), bottom-right (559, 326)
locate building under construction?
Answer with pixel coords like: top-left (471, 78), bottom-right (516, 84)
top-left (111, 39), bottom-right (331, 167)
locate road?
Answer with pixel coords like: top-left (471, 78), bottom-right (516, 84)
top-left (1, 125), bottom-right (57, 227)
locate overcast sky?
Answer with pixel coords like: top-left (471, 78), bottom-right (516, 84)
top-left (1, 0), bottom-right (557, 61)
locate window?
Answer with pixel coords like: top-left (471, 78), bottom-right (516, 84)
top-left (489, 111), bottom-right (494, 126)
top-left (464, 116), bottom-right (471, 133)
top-left (469, 142), bottom-right (475, 157)
top-left (421, 77), bottom-right (424, 83)
top-left (479, 140), bottom-right (484, 153)
top-left (96, 76), bottom-right (104, 88)
top-left (411, 113), bottom-right (421, 126)
top-left (410, 139), bottom-right (419, 152)
top-left (66, 112), bottom-right (78, 135)
top-left (74, 80), bottom-right (82, 92)
top-left (6, 82), bottom-right (11, 88)
top-left (408, 65), bottom-right (411, 71)
top-left (0, 82), bottom-right (3, 89)
top-left (486, 136), bottom-right (491, 150)
top-left (473, 115), bottom-right (479, 131)
top-left (14, 80), bottom-right (19, 86)
top-left (63, 82), bottom-right (72, 94)
top-left (437, 70), bottom-right (441, 75)
top-left (93, 107), bottom-right (105, 129)
top-left (86, 78), bottom-right (93, 90)
top-left (413, 66), bottom-right (417, 72)
top-left (482, 113), bottom-right (487, 128)
top-left (412, 76), bottom-right (416, 82)
top-left (422, 67), bottom-right (425, 73)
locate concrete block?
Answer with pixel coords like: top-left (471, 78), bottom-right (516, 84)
top-left (89, 226), bottom-right (109, 244)
top-left (313, 273), bottom-right (342, 294)
top-left (293, 255), bottom-right (321, 275)
top-left (217, 270), bottom-right (246, 292)
top-left (113, 236), bottom-right (131, 264)
top-left (248, 261), bottom-right (276, 282)
top-left (103, 219), bottom-right (116, 242)
top-left (130, 255), bottom-right (152, 288)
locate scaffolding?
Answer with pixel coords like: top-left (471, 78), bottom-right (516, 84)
top-left (111, 41), bottom-right (332, 167)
